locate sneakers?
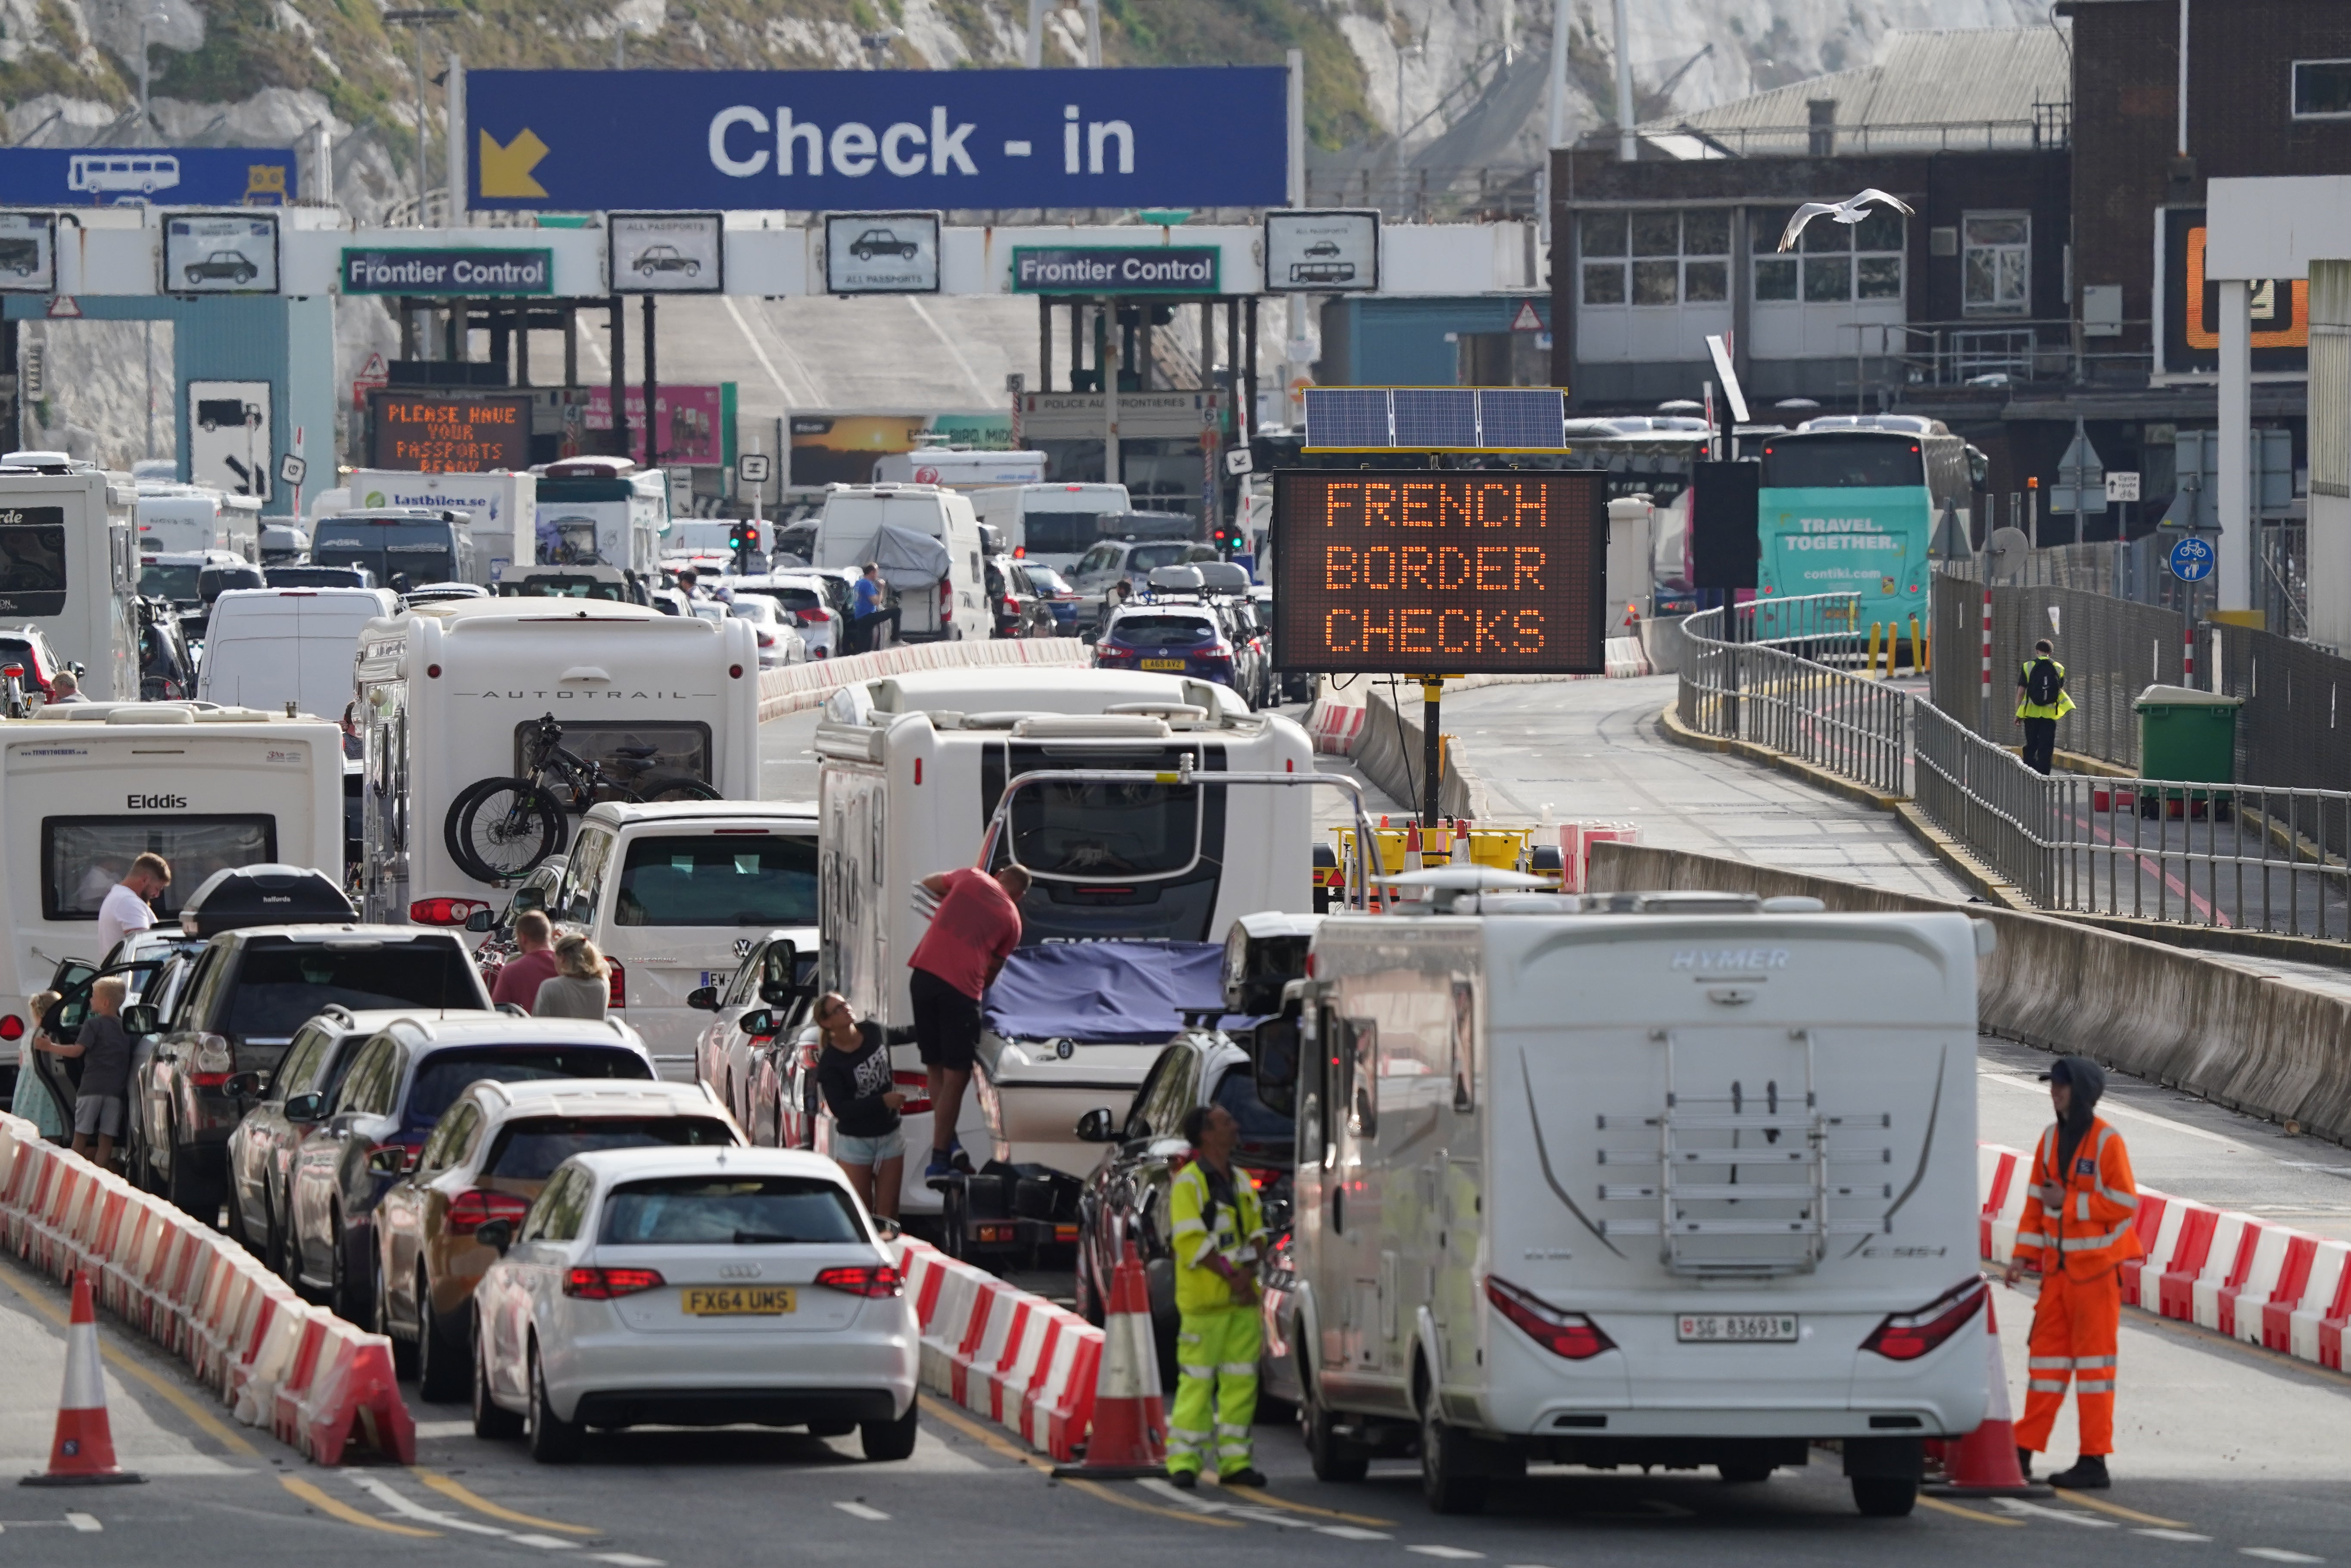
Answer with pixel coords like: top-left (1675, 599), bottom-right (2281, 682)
top-left (1167, 1469), bottom-right (1198, 1490)
top-left (1216, 1467), bottom-right (1268, 1488)
top-left (924, 1150), bottom-right (956, 1180)
top-left (2048, 1454), bottom-right (2111, 1490)
top-left (946, 1135), bottom-right (974, 1174)
top-left (2016, 1446), bottom-right (2034, 1482)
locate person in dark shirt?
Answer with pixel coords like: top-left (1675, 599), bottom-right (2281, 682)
top-left (37, 975), bottom-right (133, 1169)
top-left (813, 992), bottom-right (904, 1222)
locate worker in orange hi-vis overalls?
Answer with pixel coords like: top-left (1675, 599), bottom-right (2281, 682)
top-left (2005, 1056), bottom-right (2142, 1490)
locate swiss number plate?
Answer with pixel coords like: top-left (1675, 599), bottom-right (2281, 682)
top-left (1677, 1313), bottom-right (1797, 1344)
top-left (682, 1286), bottom-right (795, 1316)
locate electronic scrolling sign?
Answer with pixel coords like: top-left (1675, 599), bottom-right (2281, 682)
top-left (1271, 470), bottom-right (1607, 675)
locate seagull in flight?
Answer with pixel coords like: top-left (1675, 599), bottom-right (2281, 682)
top-left (1777, 189), bottom-right (1916, 252)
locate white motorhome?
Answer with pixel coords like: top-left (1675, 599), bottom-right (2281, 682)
top-left (0, 702), bottom-right (344, 1043)
top-left (533, 458), bottom-right (666, 590)
top-left (1280, 884), bottom-right (1989, 1518)
top-left (969, 482), bottom-right (1132, 575)
top-left (353, 600), bottom-right (758, 928)
top-left (813, 484), bottom-right (984, 642)
top-left (871, 448), bottom-right (1047, 491)
top-left (814, 667), bottom-right (1310, 1209)
top-left (348, 469), bottom-right (538, 587)
top-left (0, 464), bottom-right (138, 701)
top-left (136, 487), bottom-right (261, 564)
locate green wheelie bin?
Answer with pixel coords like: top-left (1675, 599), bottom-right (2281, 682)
top-left (2132, 684), bottom-right (2243, 819)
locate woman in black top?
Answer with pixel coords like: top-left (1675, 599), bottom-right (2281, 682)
top-left (814, 992), bottom-right (905, 1221)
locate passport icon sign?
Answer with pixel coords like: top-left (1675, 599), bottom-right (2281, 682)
top-left (466, 66), bottom-right (1286, 212)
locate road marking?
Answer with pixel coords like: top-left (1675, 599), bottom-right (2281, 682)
top-left (1216, 1483), bottom-right (1395, 1528)
top-left (0, 1258), bottom-right (261, 1457)
top-left (588, 1556), bottom-right (667, 1567)
top-left (1317, 1525), bottom-right (1396, 1540)
top-left (279, 1476), bottom-right (439, 1538)
top-left (1918, 1496), bottom-right (2025, 1527)
top-left (1060, 1475), bottom-right (1242, 1528)
top-left (2240, 1552), bottom-right (2325, 1564)
top-left (65, 1514), bottom-right (101, 1532)
top-left (913, 1397), bottom-right (1237, 1529)
top-left (832, 1502), bottom-right (890, 1522)
top-left (2057, 1493), bottom-right (2192, 1528)
top-left (347, 1473), bottom-right (577, 1548)
top-left (413, 1468), bottom-right (599, 1534)
top-left (1992, 1498), bottom-right (2119, 1527)
top-left (1406, 1548), bottom-right (1487, 1561)
top-left (410, 1419), bottom-right (474, 1438)
top-left (2136, 1530), bottom-right (2216, 1543)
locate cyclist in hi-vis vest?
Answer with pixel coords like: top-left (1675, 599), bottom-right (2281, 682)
top-left (1165, 1101), bottom-right (1269, 1490)
top-left (2005, 1056), bottom-right (2141, 1489)
top-left (2016, 638), bottom-right (2076, 776)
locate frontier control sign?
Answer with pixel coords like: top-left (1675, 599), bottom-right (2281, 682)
top-left (1272, 471), bottom-right (1606, 675)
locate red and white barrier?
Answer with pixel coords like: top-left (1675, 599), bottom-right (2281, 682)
top-left (1306, 697), bottom-right (1367, 756)
top-left (0, 1111), bottom-right (413, 1465)
top-left (895, 1237), bottom-right (1100, 1462)
top-left (1977, 1139), bottom-right (2351, 1375)
top-left (1558, 822), bottom-right (1640, 894)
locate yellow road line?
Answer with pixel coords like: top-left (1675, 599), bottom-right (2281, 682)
top-left (1218, 1483), bottom-right (1394, 1528)
top-left (412, 1468), bottom-right (598, 1535)
top-left (279, 1475), bottom-right (440, 1538)
top-left (917, 1396), bottom-right (1236, 1529)
top-left (1918, 1496), bottom-right (2025, 1527)
top-left (2053, 1492), bottom-right (2191, 1529)
top-left (1060, 1475), bottom-right (1242, 1528)
top-left (0, 1257), bottom-right (260, 1457)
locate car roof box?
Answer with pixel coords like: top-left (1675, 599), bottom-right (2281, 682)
top-left (179, 863), bottom-right (358, 937)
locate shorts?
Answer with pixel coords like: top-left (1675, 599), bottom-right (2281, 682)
top-left (833, 1127), bottom-right (906, 1166)
top-left (909, 966), bottom-right (982, 1073)
top-left (73, 1095), bottom-right (125, 1138)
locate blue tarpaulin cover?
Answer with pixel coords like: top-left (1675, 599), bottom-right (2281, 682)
top-left (984, 941), bottom-right (1244, 1042)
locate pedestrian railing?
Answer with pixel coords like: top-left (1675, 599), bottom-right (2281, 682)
top-left (1678, 597), bottom-right (1912, 797)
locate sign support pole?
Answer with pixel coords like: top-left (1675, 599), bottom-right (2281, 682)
top-left (1419, 676), bottom-right (1444, 829)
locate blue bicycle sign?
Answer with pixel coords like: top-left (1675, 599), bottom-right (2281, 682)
top-left (2169, 535), bottom-right (2215, 583)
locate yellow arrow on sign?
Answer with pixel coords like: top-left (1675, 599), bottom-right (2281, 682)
top-left (478, 128), bottom-right (549, 199)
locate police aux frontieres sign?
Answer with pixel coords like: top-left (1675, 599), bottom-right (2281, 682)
top-left (466, 67), bottom-right (1286, 212)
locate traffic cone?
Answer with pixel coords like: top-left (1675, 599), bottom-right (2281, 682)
top-left (1925, 1291), bottom-right (2043, 1497)
top-left (1403, 819), bottom-right (1423, 873)
top-left (22, 1271), bottom-right (142, 1487)
top-left (1050, 1241), bottom-right (1167, 1479)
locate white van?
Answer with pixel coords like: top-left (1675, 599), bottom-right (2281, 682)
top-left (544, 800), bottom-right (819, 1071)
top-left (136, 487), bottom-right (261, 564)
top-left (969, 482), bottom-right (1131, 575)
top-left (0, 464), bottom-right (138, 701)
top-left (0, 702), bottom-right (343, 1044)
top-left (352, 600), bottom-right (759, 928)
top-left (195, 587), bottom-right (400, 716)
top-left (348, 469), bottom-right (537, 587)
top-left (814, 667), bottom-right (1308, 1211)
top-left (871, 448), bottom-right (1046, 491)
top-left (813, 484), bottom-right (984, 642)
top-left (1281, 886), bottom-right (1988, 1518)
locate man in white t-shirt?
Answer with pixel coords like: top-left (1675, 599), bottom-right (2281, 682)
top-left (97, 852), bottom-right (171, 955)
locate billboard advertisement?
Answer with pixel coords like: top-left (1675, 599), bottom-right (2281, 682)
top-left (0, 148), bottom-right (296, 207)
top-left (1270, 470), bottom-right (1607, 675)
top-left (787, 411), bottom-right (1011, 487)
top-left (468, 67), bottom-right (1286, 213)
top-left (587, 383), bottom-right (733, 467)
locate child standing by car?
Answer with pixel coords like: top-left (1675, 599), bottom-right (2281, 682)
top-left (10, 989), bottom-right (68, 1141)
top-left (813, 992), bottom-right (904, 1222)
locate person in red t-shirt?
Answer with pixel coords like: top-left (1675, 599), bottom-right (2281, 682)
top-left (908, 864), bottom-right (1029, 1179)
top-left (490, 912), bottom-right (561, 1012)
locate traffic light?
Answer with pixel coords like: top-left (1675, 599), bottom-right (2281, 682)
top-left (729, 522), bottom-right (758, 563)
top-left (1212, 520), bottom-right (1241, 557)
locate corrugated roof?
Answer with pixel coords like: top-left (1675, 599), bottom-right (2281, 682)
top-left (1642, 29), bottom-right (2070, 153)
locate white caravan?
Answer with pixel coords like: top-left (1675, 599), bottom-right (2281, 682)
top-left (195, 587), bottom-right (400, 716)
top-left (348, 469), bottom-right (537, 587)
top-left (352, 600), bottom-right (758, 928)
top-left (533, 458), bottom-right (666, 588)
top-left (0, 464), bottom-right (138, 701)
top-left (0, 701), bottom-right (343, 1042)
top-left (1281, 885), bottom-right (1989, 1518)
top-left (813, 484), bottom-right (984, 642)
top-left (813, 667), bottom-right (1309, 1209)
top-left (136, 487), bottom-right (261, 564)
top-left (871, 448), bottom-right (1046, 491)
top-left (970, 482), bottom-right (1132, 575)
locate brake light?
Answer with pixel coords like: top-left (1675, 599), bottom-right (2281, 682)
top-left (409, 897), bottom-right (490, 926)
top-left (801, 607), bottom-right (832, 622)
top-left (1, 664), bottom-right (19, 678)
top-left (0, 1014), bottom-right (20, 1042)
top-left (1861, 1278), bottom-right (1986, 1360)
top-left (1484, 1276), bottom-right (1615, 1360)
top-left (892, 1069), bottom-right (932, 1116)
top-left (446, 1189), bottom-right (532, 1236)
top-left (564, 1266), bottom-right (665, 1299)
top-left (814, 1264), bottom-right (904, 1298)
top-left (606, 958), bottom-right (625, 1008)
top-left (756, 629), bottom-right (776, 647)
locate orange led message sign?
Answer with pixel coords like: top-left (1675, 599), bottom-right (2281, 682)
top-left (1270, 470), bottom-right (1606, 674)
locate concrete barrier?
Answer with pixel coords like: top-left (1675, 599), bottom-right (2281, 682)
top-left (755, 637), bottom-right (1088, 722)
top-left (1587, 839), bottom-right (2351, 1148)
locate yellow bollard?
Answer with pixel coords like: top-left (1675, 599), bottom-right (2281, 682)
top-left (1867, 622), bottom-right (1883, 677)
top-left (1909, 615), bottom-right (1924, 675)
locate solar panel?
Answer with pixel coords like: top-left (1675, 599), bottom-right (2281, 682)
top-left (1476, 389), bottom-right (1568, 450)
top-left (1391, 388), bottom-right (1478, 449)
top-left (1302, 388), bottom-right (1391, 450)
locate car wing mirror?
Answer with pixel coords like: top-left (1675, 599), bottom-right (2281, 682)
top-left (224, 1071), bottom-right (264, 1100)
top-left (283, 1092), bottom-right (324, 1123)
top-left (120, 1002), bottom-right (159, 1036)
top-left (475, 1218), bottom-right (514, 1255)
top-left (510, 886), bottom-right (546, 914)
top-left (1075, 1107), bottom-right (1117, 1143)
top-left (465, 907), bottom-right (496, 933)
top-left (687, 985), bottom-right (719, 1011)
top-left (737, 1008), bottom-right (775, 1039)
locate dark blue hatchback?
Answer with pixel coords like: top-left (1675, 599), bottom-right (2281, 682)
top-left (1090, 607), bottom-right (1235, 687)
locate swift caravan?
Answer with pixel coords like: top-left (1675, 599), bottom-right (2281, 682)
top-left (353, 600), bottom-right (758, 927)
top-left (0, 702), bottom-right (343, 1048)
top-left (1272, 884), bottom-right (1989, 1518)
top-left (0, 463), bottom-right (138, 700)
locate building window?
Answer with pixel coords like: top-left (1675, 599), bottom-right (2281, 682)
top-left (1962, 212), bottom-right (2030, 316)
top-left (1752, 204), bottom-right (1902, 305)
top-left (1578, 208), bottom-right (1731, 308)
top-left (1579, 209), bottom-right (1626, 306)
top-left (2292, 59), bottom-right (2351, 118)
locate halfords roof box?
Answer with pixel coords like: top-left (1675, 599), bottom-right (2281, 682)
top-left (178, 863), bottom-right (357, 936)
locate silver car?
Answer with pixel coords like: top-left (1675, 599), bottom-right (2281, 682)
top-left (469, 1145), bottom-right (919, 1462)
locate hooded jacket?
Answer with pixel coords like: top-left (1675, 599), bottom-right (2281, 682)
top-left (2016, 1056), bottom-right (2143, 1280)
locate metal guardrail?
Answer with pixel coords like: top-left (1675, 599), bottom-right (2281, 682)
top-left (1678, 595), bottom-right (1911, 798)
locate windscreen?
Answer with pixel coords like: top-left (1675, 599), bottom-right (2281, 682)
top-left (512, 722), bottom-right (709, 793)
top-left (316, 520), bottom-right (455, 582)
top-left (1128, 544), bottom-right (1192, 574)
top-left (482, 1114), bottom-right (735, 1180)
top-left (1020, 512), bottom-right (1107, 557)
top-left (404, 1047), bottom-right (654, 1129)
top-left (598, 1174), bottom-right (865, 1244)
top-left (613, 834), bottom-right (820, 927)
top-left (44, 816), bottom-right (274, 924)
top-left (0, 516), bottom-right (66, 616)
top-left (1106, 614), bottom-right (1218, 647)
top-left (1023, 564), bottom-right (1072, 596)
top-left (1008, 771), bottom-right (1200, 879)
top-left (266, 566), bottom-right (369, 589)
top-left (140, 563), bottom-right (203, 602)
top-left (222, 941), bottom-right (481, 1039)
top-left (986, 743), bottom-right (1226, 943)
top-left (1760, 436), bottom-right (1924, 490)
top-left (739, 586), bottom-right (823, 613)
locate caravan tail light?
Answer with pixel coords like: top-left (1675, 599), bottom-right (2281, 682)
top-left (0, 1014), bottom-right (21, 1042)
top-left (409, 897), bottom-right (489, 926)
top-left (606, 958), bottom-right (626, 1008)
top-left (892, 1070), bottom-right (932, 1116)
top-left (1484, 1276), bottom-right (1615, 1360)
top-left (1861, 1278), bottom-right (1985, 1361)
top-left (939, 580), bottom-right (953, 622)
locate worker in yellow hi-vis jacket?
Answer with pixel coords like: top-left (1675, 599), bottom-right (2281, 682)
top-left (1165, 1102), bottom-right (1268, 1490)
top-left (2016, 637), bottom-right (2077, 775)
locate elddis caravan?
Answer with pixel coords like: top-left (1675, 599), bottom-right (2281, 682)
top-left (0, 463), bottom-right (137, 700)
top-left (353, 600), bottom-right (758, 927)
top-left (1273, 884), bottom-right (1989, 1518)
top-left (0, 702), bottom-right (343, 1046)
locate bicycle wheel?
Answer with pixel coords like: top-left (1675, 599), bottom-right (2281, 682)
top-left (628, 774), bottom-right (722, 804)
top-left (445, 777), bottom-right (567, 883)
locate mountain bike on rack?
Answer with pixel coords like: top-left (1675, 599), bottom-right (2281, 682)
top-left (444, 711), bottom-right (719, 883)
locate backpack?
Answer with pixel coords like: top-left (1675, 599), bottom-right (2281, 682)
top-left (2025, 657), bottom-right (2061, 708)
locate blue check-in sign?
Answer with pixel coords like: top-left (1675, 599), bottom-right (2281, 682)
top-left (467, 67), bottom-right (1287, 213)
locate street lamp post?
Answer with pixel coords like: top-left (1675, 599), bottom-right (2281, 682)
top-left (385, 9), bottom-right (460, 225)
